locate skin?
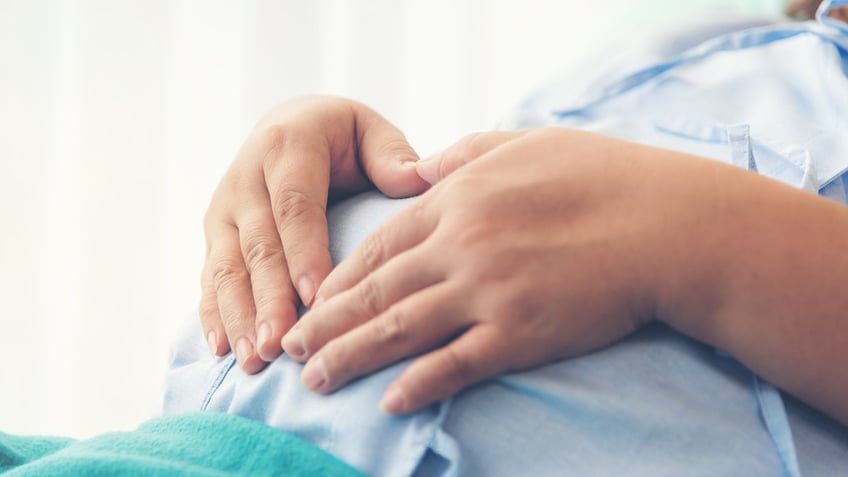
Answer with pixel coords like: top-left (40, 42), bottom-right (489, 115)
top-left (787, 0), bottom-right (825, 19)
top-left (204, 7), bottom-right (848, 375)
top-left (203, 99), bottom-right (848, 426)
top-left (831, 6), bottom-right (848, 23)
top-left (201, 96), bottom-right (429, 372)
top-left (786, 0), bottom-right (848, 21)
top-left (279, 128), bottom-right (848, 426)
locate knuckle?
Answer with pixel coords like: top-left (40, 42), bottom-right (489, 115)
top-left (357, 278), bottom-right (384, 317)
top-left (255, 123), bottom-right (296, 176)
top-left (440, 132), bottom-right (484, 178)
top-left (200, 261), bottom-right (215, 289)
top-left (255, 123), bottom-right (290, 156)
top-left (211, 258), bottom-right (249, 292)
top-left (454, 132), bottom-right (486, 158)
top-left (360, 232), bottom-right (387, 270)
top-left (253, 288), bottom-right (285, 313)
top-left (453, 220), bottom-right (494, 249)
top-left (375, 305), bottom-right (409, 346)
top-left (438, 155), bottom-right (453, 182)
top-left (463, 253), bottom-right (518, 291)
top-left (273, 187), bottom-right (322, 229)
top-left (256, 123), bottom-right (325, 176)
top-left (437, 169), bottom-right (482, 204)
top-left (443, 346), bottom-right (475, 384)
top-left (202, 208), bottom-right (216, 231)
top-left (220, 309), bottom-right (252, 331)
top-left (404, 198), bottom-right (433, 232)
top-left (406, 195), bottom-right (428, 220)
top-left (198, 297), bottom-right (220, 323)
top-left (476, 290), bottom-right (527, 326)
top-left (243, 235), bottom-right (282, 271)
top-left (202, 216), bottom-right (231, 256)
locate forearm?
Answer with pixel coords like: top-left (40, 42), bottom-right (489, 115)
top-left (661, 161), bottom-right (848, 426)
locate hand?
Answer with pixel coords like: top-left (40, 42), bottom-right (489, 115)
top-left (785, 0), bottom-right (848, 21)
top-left (785, 0), bottom-right (822, 20)
top-left (281, 128), bottom-right (728, 413)
top-left (201, 96), bottom-right (430, 373)
top-left (786, 0), bottom-right (823, 19)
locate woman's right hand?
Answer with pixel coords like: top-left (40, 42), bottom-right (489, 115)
top-left (201, 96), bottom-right (430, 373)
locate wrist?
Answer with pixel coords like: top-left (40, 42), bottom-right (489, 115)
top-left (649, 157), bottom-right (744, 341)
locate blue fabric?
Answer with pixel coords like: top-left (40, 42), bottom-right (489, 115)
top-left (0, 412), bottom-right (363, 476)
top-left (165, 194), bottom-right (793, 476)
top-left (163, 6), bottom-right (848, 476)
top-left (514, 21), bottom-right (848, 197)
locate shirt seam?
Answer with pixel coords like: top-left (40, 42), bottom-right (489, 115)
top-left (200, 355), bottom-right (237, 411)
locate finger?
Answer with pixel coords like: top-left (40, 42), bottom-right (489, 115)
top-left (416, 130), bottom-right (528, 184)
top-left (380, 326), bottom-right (509, 414)
top-left (259, 129), bottom-right (334, 307)
top-left (298, 283), bottom-right (466, 394)
top-left (353, 105), bottom-right (431, 198)
top-left (207, 222), bottom-right (266, 374)
top-left (236, 209), bottom-right (300, 363)
top-left (313, 197), bottom-right (437, 303)
top-left (282, 245), bottom-right (444, 361)
top-left (199, 260), bottom-right (227, 356)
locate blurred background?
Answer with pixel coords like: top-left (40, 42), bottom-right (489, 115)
top-left (1, 0), bottom-right (789, 438)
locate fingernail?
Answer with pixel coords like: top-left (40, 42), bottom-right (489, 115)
top-left (282, 328), bottom-right (306, 361)
top-left (415, 157), bottom-right (440, 185)
top-left (380, 387), bottom-right (407, 414)
top-left (297, 276), bottom-right (317, 306)
top-left (301, 358), bottom-right (327, 391)
top-left (207, 330), bottom-right (218, 355)
top-left (257, 321), bottom-right (271, 349)
top-left (235, 337), bottom-right (253, 366)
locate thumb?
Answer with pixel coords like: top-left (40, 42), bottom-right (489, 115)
top-left (356, 106), bottom-right (430, 198)
top-left (416, 130), bottom-right (527, 185)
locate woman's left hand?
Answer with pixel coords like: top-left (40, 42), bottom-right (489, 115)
top-left (281, 128), bottom-right (729, 414)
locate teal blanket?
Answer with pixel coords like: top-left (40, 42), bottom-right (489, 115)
top-left (0, 412), bottom-right (364, 476)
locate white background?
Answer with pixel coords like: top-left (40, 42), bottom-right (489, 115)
top-left (0, 0), bottom-right (785, 438)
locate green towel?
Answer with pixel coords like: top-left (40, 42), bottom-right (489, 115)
top-left (0, 412), bottom-right (364, 476)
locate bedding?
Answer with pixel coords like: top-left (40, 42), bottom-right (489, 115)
top-left (0, 412), bottom-right (362, 476)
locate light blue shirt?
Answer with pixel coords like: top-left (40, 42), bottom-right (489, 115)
top-left (163, 3), bottom-right (848, 475)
